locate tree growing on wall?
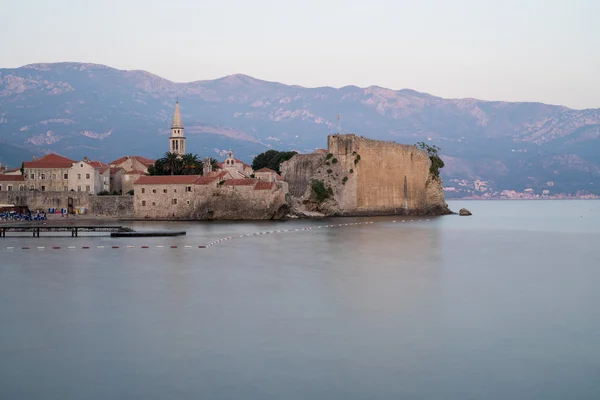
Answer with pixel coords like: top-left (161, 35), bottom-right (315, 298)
top-left (416, 142), bottom-right (445, 178)
top-left (252, 150), bottom-right (297, 174)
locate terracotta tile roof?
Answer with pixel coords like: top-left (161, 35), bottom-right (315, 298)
top-left (122, 170), bottom-right (146, 175)
top-left (207, 171), bottom-right (228, 179)
top-left (313, 148), bottom-right (328, 154)
top-left (97, 166), bottom-right (109, 174)
top-left (89, 161), bottom-right (108, 168)
top-left (110, 155), bottom-right (155, 167)
top-left (254, 181), bottom-right (274, 190)
top-left (222, 178), bottom-right (256, 186)
top-left (276, 174), bottom-right (284, 181)
top-left (109, 167), bottom-right (124, 174)
top-left (134, 175), bottom-right (201, 185)
top-left (193, 175), bottom-right (220, 185)
top-left (23, 153), bottom-right (76, 169)
top-left (255, 167), bottom-right (276, 173)
top-left (0, 175), bottom-right (25, 182)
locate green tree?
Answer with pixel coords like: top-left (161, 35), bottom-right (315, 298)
top-left (20, 161), bottom-right (24, 175)
top-left (416, 142), bottom-right (445, 178)
top-left (163, 152), bottom-right (182, 176)
top-left (181, 153), bottom-right (200, 175)
top-left (252, 149), bottom-right (297, 174)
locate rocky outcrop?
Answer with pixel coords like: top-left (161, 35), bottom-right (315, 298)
top-left (425, 175), bottom-right (451, 215)
top-left (459, 208), bottom-right (472, 216)
top-left (279, 153), bottom-right (325, 197)
top-left (281, 134), bottom-right (452, 216)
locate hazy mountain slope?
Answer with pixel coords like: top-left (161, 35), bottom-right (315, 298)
top-left (1, 62), bottom-right (599, 195)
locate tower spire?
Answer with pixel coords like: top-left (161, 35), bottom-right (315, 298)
top-left (172, 100), bottom-right (183, 129)
top-left (169, 100), bottom-right (186, 155)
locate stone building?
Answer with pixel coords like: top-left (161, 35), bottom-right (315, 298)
top-left (122, 170), bottom-right (146, 194)
top-left (109, 156), bottom-right (154, 174)
top-left (220, 150), bottom-right (253, 178)
top-left (23, 153), bottom-right (77, 192)
top-left (0, 175), bottom-right (26, 192)
top-left (2, 168), bottom-right (23, 176)
top-left (254, 167), bottom-right (281, 182)
top-left (109, 168), bottom-right (124, 193)
top-left (133, 171), bottom-right (288, 220)
top-left (68, 158), bottom-right (110, 194)
top-left (0, 163), bottom-right (21, 175)
top-left (169, 101), bottom-right (186, 156)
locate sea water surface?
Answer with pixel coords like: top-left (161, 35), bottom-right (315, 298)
top-left (1, 200), bottom-right (599, 399)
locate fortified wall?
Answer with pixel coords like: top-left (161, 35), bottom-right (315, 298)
top-left (0, 192), bottom-right (134, 218)
top-left (133, 181), bottom-right (289, 220)
top-left (281, 134), bottom-right (450, 216)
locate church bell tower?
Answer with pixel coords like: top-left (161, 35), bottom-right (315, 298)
top-left (169, 100), bottom-right (186, 155)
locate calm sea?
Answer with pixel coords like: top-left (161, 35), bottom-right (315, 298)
top-left (1, 200), bottom-right (599, 399)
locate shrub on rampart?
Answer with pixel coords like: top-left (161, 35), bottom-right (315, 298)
top-left (311, 179), bottom-right (331, 203)
top-left (416, 142), bottom-right (445, 178)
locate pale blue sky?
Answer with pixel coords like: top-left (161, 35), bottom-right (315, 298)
top-left (1, 0), bottom-right (598, 109)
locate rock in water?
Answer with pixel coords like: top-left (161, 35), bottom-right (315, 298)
top-left (459, 208), bottom-right (472, 216)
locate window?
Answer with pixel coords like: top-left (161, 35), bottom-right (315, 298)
top-left (141, 201), bottom-right (146, 206)
top-left (152, 189), bottom-right (157, 194)
top-left (77, 186), bottom-right (81, 192)
top-left (41, 186), bottom-right (46, 192)
top-left (86, 185), bottom-right (90, 192)
top-left (64, 173), bottom-right (68, 179)
top-left (19, 185), bottom-right (25, 191)
top-left (186, 200), bottom-right (190, 205)
top-left (7, 185), bottom-right (12, 191)
top-left (63, 186), bottom-right (68, 191)
top-left (51, 174), bottom-right (57, 179)
top-left (86, 173), bottom-right (90, 179)
top-left (174, 189), bottom-right (177, 193)
top-left (0, 185), bottom-right (2, 191)
top-left (152, 202), bottom-right (156, 206)
top-left (163, 189), bottom-right (167, 193)
top-left (186, 186), bottom-right (192, 192)
top-left (172, 198), bottom-right (177, 205)
top-left (141, 188), bottom-right (146, 194)
top-left (77, 174), bottom-right (81, 180)
top-left (80, 164), bottom-right (83, 168)
top-left (29, 174), bottom-right (35, 179)
top-left (40, 174), bottom-right (46, 180)
top-left (30, 186), bottom-right (35, 190)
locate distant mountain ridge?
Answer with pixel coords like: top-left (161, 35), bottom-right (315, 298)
top-left (1, 62), bottom-right (599, 195)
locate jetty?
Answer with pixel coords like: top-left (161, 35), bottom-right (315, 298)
top-left (111, 231), bottom-right (186, 237)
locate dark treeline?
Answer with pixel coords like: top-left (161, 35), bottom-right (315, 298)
top-left (251, 150), bottom-right (297, 174)
top-left (148, 152), bottom-right (219, 176)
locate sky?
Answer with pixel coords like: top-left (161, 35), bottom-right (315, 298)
top-left (1, 0), bottom-right (598, 109)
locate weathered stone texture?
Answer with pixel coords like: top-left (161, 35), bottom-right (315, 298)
top-left (280, 153), bottom-right (325, 197)
top-left (0, 191), bottom-right (133, 217)
top-left (283, 134), bottom-right (450, 216)
top-left (133, 181), bottom-right (289, 220)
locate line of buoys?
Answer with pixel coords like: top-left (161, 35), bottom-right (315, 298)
top-left (2, 218), bottom-right (433, 251)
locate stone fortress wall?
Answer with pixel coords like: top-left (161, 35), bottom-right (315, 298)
top-left (0, 191), bottom-right (134, 218)
top-left (281, 134), bottom-right (449, 216)
top-left (133, 181), bottom-right (289, 220)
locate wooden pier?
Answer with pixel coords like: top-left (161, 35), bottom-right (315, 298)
top-left (0, 224), bottom-right (133, 237)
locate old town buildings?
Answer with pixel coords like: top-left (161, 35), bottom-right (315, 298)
top-left (0, 100), bottom-right (289, 218)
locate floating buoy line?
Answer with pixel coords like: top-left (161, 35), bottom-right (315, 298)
top-left (1, 219), bottom-right (430, 251)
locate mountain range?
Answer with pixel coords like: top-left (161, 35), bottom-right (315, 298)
top-left (1, 62), bottom-right (599, 196)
